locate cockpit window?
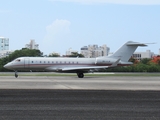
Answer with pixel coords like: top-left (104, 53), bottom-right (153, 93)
top-left (15, 59), bottom-right (21, 62)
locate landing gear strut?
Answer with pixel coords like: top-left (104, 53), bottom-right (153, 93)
top-left (77, 73), bottom-right (84, 78)
top-left (15, 71), bottom-right (18, 78)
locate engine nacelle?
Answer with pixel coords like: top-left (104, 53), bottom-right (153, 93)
top-left (95, 57), bottom-right (117, 65)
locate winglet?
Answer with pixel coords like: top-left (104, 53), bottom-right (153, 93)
top-left (110, 59), bottom-right (120, 67)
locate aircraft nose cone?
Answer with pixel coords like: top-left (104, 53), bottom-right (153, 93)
top-left (3, 63), bottom-right (12, 70)
top-left (3, 64), bottom-right (8, 68)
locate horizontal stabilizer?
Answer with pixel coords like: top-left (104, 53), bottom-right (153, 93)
top-left (127, 42), bottom-right (147, 46)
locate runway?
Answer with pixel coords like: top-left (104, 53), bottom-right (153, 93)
top-left (0, 76), bottom-right (160, 119)
top-left (0, 76), bottom-right (160, 90)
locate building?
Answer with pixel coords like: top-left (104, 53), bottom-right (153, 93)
top-left (132, 50), bottom-right (155, 60)
top-left (81, 44), bottom-right (110, 58)
top-left (0, 37), bottom-right (9, 51)
top-left (66, 48), bottom-right (78, 56)
top-left (0, 37), bottom-right (11, 58)
top-left (81, 46), bottom-right (91, 58)
top-left (25, 39), bottom-right (39, 50)
top-left (0, 50), bottom-right (14, 58)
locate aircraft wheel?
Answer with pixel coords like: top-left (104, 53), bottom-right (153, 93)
top-left (77, 73), bottom-right (84, 78)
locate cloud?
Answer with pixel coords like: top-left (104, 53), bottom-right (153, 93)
top-left (43, 19), bottom-right (71, 54)
top-left (49, 0), bottom-right (160, 5)
top-left (45, 19), bottom-right (71, 41)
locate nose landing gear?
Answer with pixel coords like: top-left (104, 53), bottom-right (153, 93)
top-left (15, 71), bottom-right (18, 78)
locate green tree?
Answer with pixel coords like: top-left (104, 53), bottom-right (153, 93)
top-left (129, 57), bottom-right (138, 64)
top-left (140, 58), bottom-right (151, 65)
top-left (67, 52), bottom-right (84, 57)
top-left (48, 53), bottom-right (60, 57)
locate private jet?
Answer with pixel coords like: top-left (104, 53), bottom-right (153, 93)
top-left (4, 41), bottom-right (147, 78)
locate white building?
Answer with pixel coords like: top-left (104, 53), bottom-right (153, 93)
top-left (25, 39), bottom-right (39, 50)
top-left (66, 48), bottom-right (78, 56)
top-left (80, 46), bottom-right (89, 57)
top-left (0, 50), bottom-right (14, 58)
top-left (132, 50), bottom-right (155, 60)
top-left (0, 37), bottom-right (9, 51)
top-left (0, 37), bottom-right (11, 58)
top-left (81, 44), bottom-right (110, 58)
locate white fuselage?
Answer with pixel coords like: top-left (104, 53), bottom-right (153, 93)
top-left (4, 57), bottom-right (132, 72)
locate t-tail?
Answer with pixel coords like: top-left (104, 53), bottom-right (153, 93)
top-left (109, 41), bottom-right (147, 62)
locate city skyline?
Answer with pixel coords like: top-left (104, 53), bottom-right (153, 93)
top-left (1, 37), bottom-right (159, 58)
top-left (0, 0), bottom-right (160, 55)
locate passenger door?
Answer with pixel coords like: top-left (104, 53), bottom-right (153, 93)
top-left (24, 58), bottom-right (30, 68)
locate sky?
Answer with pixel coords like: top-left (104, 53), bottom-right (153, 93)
top-left (0, 0), bottom-right (160, 55)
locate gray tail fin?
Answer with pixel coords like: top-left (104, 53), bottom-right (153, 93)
top-left (109, 41), bottom-right (147, 62)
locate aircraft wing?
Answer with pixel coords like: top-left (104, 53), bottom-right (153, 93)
top-left (46, 59), bottom-right (120, 72)
top-left (62, 59), bottom-right (120, 71)
top-left (45, 65), bottom-right (109, 71)
top-left (62, 66), bottom-right (109, 71)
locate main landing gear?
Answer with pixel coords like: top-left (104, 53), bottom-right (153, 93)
top-left (15, 71), bottom-right (18, 78)
top-left (77, 73), bottom-right (84, 78)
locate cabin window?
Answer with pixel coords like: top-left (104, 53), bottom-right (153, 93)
top-left (40, 61), bottom-right (41, 63)
top-left (48, 61), bottom-right (50, 63)
top-left (32, 61), bottom-right (34, 63)
top-left (52, 61), bottom-right (54, 64)
top-left (44, 61), bottom-right (45, 63)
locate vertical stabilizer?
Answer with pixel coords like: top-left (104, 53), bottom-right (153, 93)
top-left (109, 41), bottom-right (147, 62)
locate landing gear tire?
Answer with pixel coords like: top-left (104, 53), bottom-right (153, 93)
top-left (15, 71), bottom-right (18, 78)
top-left (77, 73), bottom-right (84, 78)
